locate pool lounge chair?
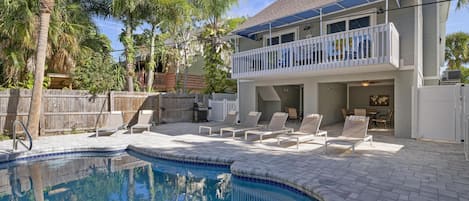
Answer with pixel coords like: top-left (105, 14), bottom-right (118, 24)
top-left (198, 111), bottom-right (238, 135)
top-left (130, 110), bottom-right (154, 134)
top-left (220, 111), bottom-right (262, 138)
top-left (277, 114), bottom-right (327, 149)
top-left (325, 115), bottom-right (372, 154)
top-left (96, 111), bottom-right (126, 137)
top-left (244, 112), bottom-right (292, 143)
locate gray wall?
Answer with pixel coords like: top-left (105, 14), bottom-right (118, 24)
top-left (422, 0), bottom-right (439, 78)
top-left (395, 70), bottom-right (414, 138)
top-left (274, 85), bottom-right (301, 113)
top-left (238, 81), bottom-right (256, 122)
top-left (318, 83), bottom-right (347, 125)
top-left (349, 85), bottom-right (394, 114)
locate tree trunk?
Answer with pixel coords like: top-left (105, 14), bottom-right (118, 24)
top-left (146, 25), bottom-right (157, 92)
top-left (28, 0), bottom-right (54, 139)
top-left (182, 48), bottom-right (188, 94)
top-left (124, 21), bottom-right (134, 92)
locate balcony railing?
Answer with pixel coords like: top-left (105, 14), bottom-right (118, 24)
top-left (232, 23), bottom-right (400, 79)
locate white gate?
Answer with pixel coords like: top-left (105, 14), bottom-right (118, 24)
top-left (417, 84), bottom-right (469, 160)
top-left (208, 99), bottom-right (238, 122)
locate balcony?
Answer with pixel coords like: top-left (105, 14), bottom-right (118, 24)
top-left (232, 23), bottom-right (400, 79)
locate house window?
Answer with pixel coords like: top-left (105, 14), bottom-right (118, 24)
top-left (324, 13), bottom-right (374, 35)
top-left (349, 16), bottom-right (370, 30)
top-left (327, 21), bottom-right (346, 34)
top-left (264, 28), bottom-right (298, 46)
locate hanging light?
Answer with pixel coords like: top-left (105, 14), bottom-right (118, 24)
top-left (361, 81), bottom-right (370, 87)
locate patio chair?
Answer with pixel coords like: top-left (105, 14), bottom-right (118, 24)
top-left (371, 110), bottom-right (393, 128)
top-left (341, 108), bottom-right (348, 119)
top-left (354, 108), bottom-right (367, 116)
top-left (220, 111), bottom-right (262, 138)
top-left (277, 114), bottom-right (327, 149)
top-left (325, 115), bottom-right (372, 154)
top-left (96, 111), bottom-right (126, 137)
top-left (287, 107), bottom-right (299, 120)
top-left (130, 110), bottom-right (154, 134)
top-left (244, 112), bottom-right (292, 143)
top-left (198, 111), bottom-right (238, 135)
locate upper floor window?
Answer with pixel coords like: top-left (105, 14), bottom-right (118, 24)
top-left (264, 28), bottom-right (298, 46)
top-left (325, 11), bottom-right (375, 35)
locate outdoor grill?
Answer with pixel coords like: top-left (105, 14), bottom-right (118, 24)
top-left (193, 102), bottom-right (211, 122)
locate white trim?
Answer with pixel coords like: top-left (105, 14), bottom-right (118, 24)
top-left (423, 76), bottom-right (440, 80)
top-left (263, 27), bottom-right (299, 47)
top-left (399, 65), bottom-right (414, 70)
top-left (322, 8), bottom-right (377, 35)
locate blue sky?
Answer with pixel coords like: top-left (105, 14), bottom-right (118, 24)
top-left (95, 0), bottom-right (468, 58)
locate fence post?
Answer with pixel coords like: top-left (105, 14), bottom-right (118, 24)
top-left (223, 99), bottom-right (227, 121)
top-left (39, 90), bottom-right (46, 136)
top-left (109, 91), bottom-right (114, 112)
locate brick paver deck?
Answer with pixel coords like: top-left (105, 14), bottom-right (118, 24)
top-left (0, 122), bottom-right (468, 201)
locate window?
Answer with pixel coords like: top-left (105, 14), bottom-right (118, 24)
top-left (264, 28), bottom-right (297, 46)
top-left (327, 21), bottom-right (346, 34)
top-left (324, 13), bottom-right (374, 35)
top-left (349, 16), bottom-right (370, 30)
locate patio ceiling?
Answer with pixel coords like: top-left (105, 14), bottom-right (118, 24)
top-left (234, 0), bottom-right (388, 39)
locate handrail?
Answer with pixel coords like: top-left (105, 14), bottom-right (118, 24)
top-left (12, 120), bottom-right (33, 151)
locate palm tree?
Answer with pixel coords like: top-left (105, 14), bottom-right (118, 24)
top-left (28, 0), bottom-right (55, 139)
top-left (112, 0), bottom-right (146, 92)
top-left (446, 32), bottom-right (469, 69)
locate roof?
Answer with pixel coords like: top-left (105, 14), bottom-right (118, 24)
top-left (234, 0), bottom-right (381, 38)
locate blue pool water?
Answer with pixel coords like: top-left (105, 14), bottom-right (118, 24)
top-left (0, 151), bottom-right (317, 201)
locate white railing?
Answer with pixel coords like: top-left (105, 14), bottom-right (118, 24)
top-left (208, 99), bottom-right (238, 122)
top-left (232, 23), bottom-right (400, 79)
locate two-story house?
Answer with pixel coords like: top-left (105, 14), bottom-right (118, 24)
top-left (231, 0), bottom-right (450, 138)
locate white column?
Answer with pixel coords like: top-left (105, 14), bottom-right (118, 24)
top-left (269, 22), bottom-right (272, 46)
top-left (320, 8), bottom-right (323, 36)
top-left (385, 0), bottom-right (389, 24)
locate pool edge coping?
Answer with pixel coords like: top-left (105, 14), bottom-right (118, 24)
top-left (0, 145), bottom-right (338, 201)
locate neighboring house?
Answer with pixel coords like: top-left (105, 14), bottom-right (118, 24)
top-left (231, 0), bottom-right (450, 138)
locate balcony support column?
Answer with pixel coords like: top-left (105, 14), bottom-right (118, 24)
top-left (385, 0), bottom-right (389, 24)
top-left (269, 22), bottom-right (272, 46)
top-left (319, 8), bottom-right (323, 36)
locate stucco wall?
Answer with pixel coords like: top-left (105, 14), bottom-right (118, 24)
top-left (318, 83), bottom-right (347, 125)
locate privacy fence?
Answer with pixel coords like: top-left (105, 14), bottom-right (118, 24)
top-left (0, 89), bottom-right (199, 136)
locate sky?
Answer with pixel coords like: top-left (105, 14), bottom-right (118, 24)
top-left (95, 0), bottom-right (468, 59)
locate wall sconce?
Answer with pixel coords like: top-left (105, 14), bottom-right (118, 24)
top-left (361, 81), bottom-right (370, 87)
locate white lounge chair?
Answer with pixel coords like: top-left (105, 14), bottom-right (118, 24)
top-left (96, 111), bottom-right (126, 137)
top-left (130, 110), bottom-right (154, 134)
top-left (244, 112), bottom-right (292, 143)
top-left (198, 111), bottom-right (238, 135)
top-left (220, 111), bottom-right (262, 138)
top-left (277, 114), bottom-right (327, 149)
top-left (325, 115), bottom-right (372, 154)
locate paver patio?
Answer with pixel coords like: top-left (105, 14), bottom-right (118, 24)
top-left (0, 122), bottom-right (468, 201)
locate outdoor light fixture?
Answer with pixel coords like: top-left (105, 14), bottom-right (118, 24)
top-left (361, 81), bottom-right (370, 87)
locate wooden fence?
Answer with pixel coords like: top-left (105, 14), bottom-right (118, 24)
top-left (0, 89), bottom-right (161, 136)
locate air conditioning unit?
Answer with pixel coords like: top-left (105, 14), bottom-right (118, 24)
top-left (441, 70), bottom-right (461, 85)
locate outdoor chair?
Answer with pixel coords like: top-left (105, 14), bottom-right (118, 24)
top-left (371, 110), bottom-right (393, 128)
top-left (277, 114), bottom-right (327, 149)
top-left (341, 108), bottom-right (348, 120)
top-left (130, 110), bottom-right (154, 134)
top-left (325, 115), bottom-right (372, 154)
top-left (244, 112), bottom-right (292, 143)
top-left (198, 111), bottom-right (238, 135)
top-left (287, 107), bottom-right (299, 120)
top-left (96, 111), bottom-right (126, 137)
top-left (220, 111), bottom-right (262, 138)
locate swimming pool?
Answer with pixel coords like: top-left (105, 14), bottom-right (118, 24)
top-left (0, 151), bottom-right (317, 201)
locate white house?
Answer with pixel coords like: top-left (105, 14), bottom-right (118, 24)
top-left (231, 0), bottom-right (450, 138)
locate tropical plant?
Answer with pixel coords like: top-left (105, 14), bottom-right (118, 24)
top-left (193, 0), bottom-right (239, 94)
top-left (111, 0), bottom-right (146, 92)
top-left (162, 0), bottom-right (201, 94)
top-left (445, 32), bottom-right (469, 70)
top-left (457, 0), bottom-right (468, 9)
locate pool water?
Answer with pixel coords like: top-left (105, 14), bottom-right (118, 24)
top-left (0, 151), bottom-right (317, 201)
